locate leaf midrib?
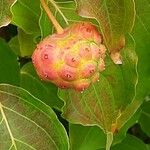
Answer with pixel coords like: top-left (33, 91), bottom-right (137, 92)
top-left (0, 102), bottom-right (18, 150)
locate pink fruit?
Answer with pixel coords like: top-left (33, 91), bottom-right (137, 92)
top-left (32, 22), bottom-right (106, 91)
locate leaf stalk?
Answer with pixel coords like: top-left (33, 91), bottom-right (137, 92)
top-left (106, 132), bottom-right (113, 150)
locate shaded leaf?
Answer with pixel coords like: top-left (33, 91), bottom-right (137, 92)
top-left (20, 62), bottom-right (63, 110)
top-left (0, 0), bottom-right (17, 27)
top-left (139, 100), bottom-right (150, 137)
top-left (75, 0), bottom-right (135, 63)
top-left (0, 84), bottom-right (69, 150)
top-left (8, 35), bottom-right (20, 56)
top-left (18, 28), bottom-right (37, 57)
top-left (0, 38), bottom-right (19, 86)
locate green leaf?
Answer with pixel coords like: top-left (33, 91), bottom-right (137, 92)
top-left (139, 100), bottom-right (150, 137)
top-left (69, 124), bottom-right (106, 150)
top-left (20, 62), bottom-right (63, 110)
top-left (132, 0), bottom-right (150, 98)
top-left (75, 0), bottom-right (135, 63)
top-left (69, 109), bottom-right (140, 149)
top-left (0, 38), bottom-right (20, 86)
top-left (146, 145), bottom-right (150, 150)
top-left (111, 134), bottom-right (147, 150)
top-left (18, 28), bottom-right (37, 57)
top-left (8, 35), bottom-right (20, 56)
top-left (9, 28), bottom-right (39, 57)
top-left (0, 0), bottom-right (17, 27)
top-left (0, 84), bottom-right (69, 150)
top-left (58, 34), bottom-right (138, 132)
top-left (116, 0), bottom-right (150, 128)
top-left (11, 0), bottom-right (41, 34)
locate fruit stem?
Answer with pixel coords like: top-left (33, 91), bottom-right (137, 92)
top-left (40, 0), bottom-right (64, 34)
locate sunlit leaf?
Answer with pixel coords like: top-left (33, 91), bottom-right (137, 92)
top-left (75, 0), bottom-right (135, 63)
top-left (0, 84), bottom-right (69, 150)
top-left (0, 0), bottom-right (17, 27)
top-left (11, 0), bottom-right (41, 34)
top-left (116, 0), bottom-right (150, 128)
top-left (132, 0), bottom-right (150, 98)
top-left (69, 109), bottom-right (140, 149)
top-left (111, 134), bottom-right (147, 150)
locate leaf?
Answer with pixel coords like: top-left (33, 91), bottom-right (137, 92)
top-left (0, 38), bottom-right (20, 86)
top-left (10, 0), bottom-right (42, 57)
top-left (139, 100), bottom-right (150, 137)
top-left (39, 0), bottom-right (89, 38)
top-left (75, 0), bottom-right (135, 63)
top-left (69, 109), bottom-right (140, 149)
top-left (20, 62), bottom-right (63, 110)
top-left (0, 84), bottom-right (69, 150)
top-left (111, 134), bottom-right (147, 150)
top-left (147, 145), bottom-right (150, 150)
top-left (132, 0), bottom-right (150, 98)
top-left (0, 0), bottom-right (17, 27)
top-left (8, 36), bottom-right (20, 56)
top-left (69, 124), bottom-right (106, 150)
top-left (116, 0), bottom-right (150, 128)
top-left (58, 34), bottom-right (138, 133)
top-left (18, 28), bottom-right (37, 57)
top-left (11, 0), bottom-right (41, 34)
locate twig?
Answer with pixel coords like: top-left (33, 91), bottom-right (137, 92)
top-left (40, 0), bottom-right (64, 34)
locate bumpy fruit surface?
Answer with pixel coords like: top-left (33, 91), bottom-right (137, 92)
top-left (32, 22), bottom-right (106, 91)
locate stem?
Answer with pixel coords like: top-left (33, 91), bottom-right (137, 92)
top-left (106, 132), bottom-right (113, 150)
top-left (40, 0), bottom-right (64, 34)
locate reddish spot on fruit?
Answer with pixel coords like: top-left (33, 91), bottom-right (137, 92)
top-left (85, 48), bottom-right (90, 52)
top-left (58, 65), bottom-right (77, 81)
top-left (79, 45), bottom-right (92, 60)
top-left (86, 28), bottom-right (92, 33)
top-left (90, 43), bottom-right (101, 60)
top-left (71, 58), bottom-right (75, 62)
top-left (65, 52), bottom-right (80, 67)
top-left (66, 47), bottom-right (70, 50)
top-left (44, 73), bottom-right (48, 78)
top-left (81, 62), bottom-right (97, 78)
top-left (44, 54), bottom-right (48, 59)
